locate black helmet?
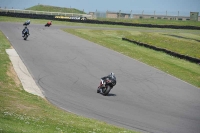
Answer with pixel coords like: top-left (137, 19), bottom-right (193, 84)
top-left (25, 26), bottom-right (27, 28)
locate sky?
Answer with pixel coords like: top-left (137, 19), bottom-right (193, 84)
top-left (0, 0), bottom-right (200, 16)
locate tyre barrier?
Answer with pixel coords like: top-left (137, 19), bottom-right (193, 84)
top-left (0, 12), bottom-right (55, 20)
top-left (122, 38), bottom-right (200, 64)
top-left (1, 12), bottom-right (200, 30)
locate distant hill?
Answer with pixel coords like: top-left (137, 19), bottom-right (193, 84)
top-left (26, 5), bottom-right (86, 14)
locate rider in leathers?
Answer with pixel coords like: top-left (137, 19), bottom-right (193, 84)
top-left (22, 26), bottom-right (30, 37)
top-left (98, 72), bottom-right (116, 93)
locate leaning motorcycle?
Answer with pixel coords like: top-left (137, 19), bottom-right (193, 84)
top-left (23, 22), bottom-right (30, 26)
top-left (97, 79), bottom-right (116, 96)
top-left (45, 23), bottom-right (51, 27)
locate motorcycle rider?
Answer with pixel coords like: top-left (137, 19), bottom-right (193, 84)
top-left (98, 72), bottom-right (116, 93)
top-left (22, 26), bottom-right (30, 37)
top-left (47, 20), bottom-right (52, 26)
top-left (24, 20), bottom-right (30, 25)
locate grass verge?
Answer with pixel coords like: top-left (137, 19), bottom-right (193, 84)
top-left (0, 31), bottom-right (138, 133)
top-left (125, 32), bottom-right (200, 59)
top-left (96, 18), bottom-right (200, 27)
top-left (63, 29), bottom-right (200, 88)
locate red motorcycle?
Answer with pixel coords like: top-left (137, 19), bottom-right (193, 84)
top-left (45, 21), bottom-right (52, 27)
top-left (97, 78), bottom-right (116, 96)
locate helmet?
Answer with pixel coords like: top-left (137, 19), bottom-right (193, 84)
top-left (110, 72), bottom-right (115, 77)
top-left (25, 26), bottom-right (27, 28)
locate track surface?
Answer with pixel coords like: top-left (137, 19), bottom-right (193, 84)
top-left (1, 22), bottom-right (200, 133)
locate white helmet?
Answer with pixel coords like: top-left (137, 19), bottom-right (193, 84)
top-left (110, 72), bottom-right (115, 77)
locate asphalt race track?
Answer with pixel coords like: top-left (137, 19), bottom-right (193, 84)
top-left (1, 22), bottom-right (200, 133)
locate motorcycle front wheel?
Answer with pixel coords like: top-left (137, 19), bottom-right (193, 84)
top-left (24, 35), bottom-right (27, 40)
top-left (102, 85), bottom-right (111, 96)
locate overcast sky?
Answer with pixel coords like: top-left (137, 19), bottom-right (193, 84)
top-left (0, 0), bottom-right (199, 16)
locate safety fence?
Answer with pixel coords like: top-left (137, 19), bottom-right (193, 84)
top-left (122, 38), bottom-right (200, 64)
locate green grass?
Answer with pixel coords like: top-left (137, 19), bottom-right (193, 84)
top-left (0, 31), bottom-right (138, 133)
top-left (97, 18), bottom-right (200, 27)
top-left (125, 32), bottom-right (200, 59)
top-left (26, 4), bottom-right (86, 14)
top-left (0, 15), bottom-right (200, 133)
top-left (63, 29), bottom-right (200, 88)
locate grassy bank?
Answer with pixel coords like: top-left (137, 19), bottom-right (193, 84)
top-left (125, 32), bottom-right (200, 59)
top-left (63, 29), bottom-right (200, 88)
top-left (0, 31), bottom-right (138, 133)
top-left (26, 5), bottom-right (85, 14)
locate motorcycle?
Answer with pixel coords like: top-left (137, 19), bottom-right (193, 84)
top-left (45, 23), bottom-right (51, 27)
top-left (23, 22), bottom-right (30, 26)
top-left (97, 78), bottom-right (116, 96)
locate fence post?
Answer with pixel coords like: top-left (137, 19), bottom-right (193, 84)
top-left (130, 10), bottom-right (132, 18)
top-left (95, 9), bottom-right (97, 19)
top-left (141, 10), bottom-right (144, 19)
top-left (119, 10), bottom-right (121, 19)
top-left (106, 10), bottom-right (108, 18)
